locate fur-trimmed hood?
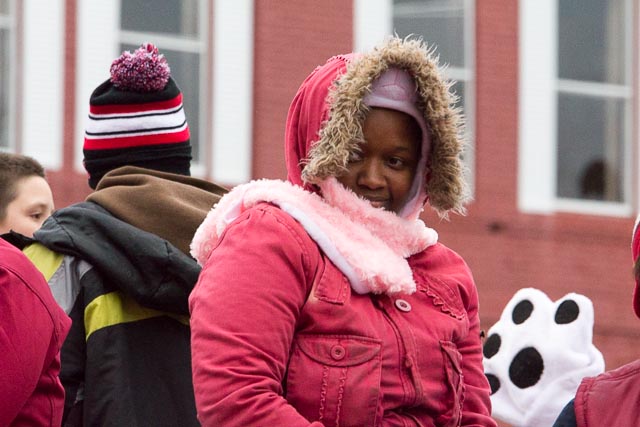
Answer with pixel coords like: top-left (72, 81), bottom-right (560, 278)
top-left (285, 36), bottom-right (469, 217)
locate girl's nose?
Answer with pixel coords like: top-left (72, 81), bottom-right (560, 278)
top-left (357, 160), bottom-right (385, 189)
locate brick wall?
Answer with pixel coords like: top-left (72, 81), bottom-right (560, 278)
top-left (252, 0), bottom-right (353, 181)
top-left (249, 0), bottom-right (639, 371)
top-left (49, 0), bottom-right (637, 373)
top-left (443, 0), bottom-right (638, 371)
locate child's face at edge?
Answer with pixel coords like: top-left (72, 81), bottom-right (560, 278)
top-left (0, 175), bottom-right (55, 237)
top-left (337, 107), bottom-right (421, 214)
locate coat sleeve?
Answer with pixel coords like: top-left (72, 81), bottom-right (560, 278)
top-left (24, 242), bottom-right (87, 419)
top-left (189, 205), bottom-right (325, 427)
top-left (455, 262), bottom-right (498, 427)
top-left (0, 251), bottom-right (69, 426)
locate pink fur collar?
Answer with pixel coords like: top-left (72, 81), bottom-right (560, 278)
top-left (191, 178), bottom-right (438, 295)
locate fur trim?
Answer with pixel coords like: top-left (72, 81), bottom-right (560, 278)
top-left (191, 179), bottom-right (438, 295)
top-left (301, 36), bottom-right (468, 217)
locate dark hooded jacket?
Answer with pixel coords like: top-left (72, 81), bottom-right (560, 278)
top-left (25, 166), bottom-right (226, 427)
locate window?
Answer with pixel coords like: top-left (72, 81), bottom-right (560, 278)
top-left (119, 0), bottom-right (207, 163)
top-left (0, 0), bottom-right (14, 150)
top-left (556, 0), bottom-right (632, 204)
top-left (518, 0), bottom-right (634, 216)
top-left (393, 0), bottom-right (475, 192)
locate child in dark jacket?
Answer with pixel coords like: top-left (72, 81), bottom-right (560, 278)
top-left (24, 43), bottom-right (227, 426)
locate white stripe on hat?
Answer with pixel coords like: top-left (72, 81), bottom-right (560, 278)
top-left (85, 121), bottom-right (188, 140)
top-left (85, 105), bottom-right (187, 137)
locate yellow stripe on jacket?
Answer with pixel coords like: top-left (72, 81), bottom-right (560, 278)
top-left (84, 291), bottom-right (189, 340)
top-left (23, 242), bottom-right (64, 281)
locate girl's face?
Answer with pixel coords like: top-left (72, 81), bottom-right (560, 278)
top-left (337, 107), bottom-right (421, 214)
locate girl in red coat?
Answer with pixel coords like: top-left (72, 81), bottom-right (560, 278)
top-left (0, 238), bottom-right (70, 426)
top-left (189, 36), bottom-right (496, 427)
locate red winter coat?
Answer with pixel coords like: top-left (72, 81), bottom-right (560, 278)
top-left (0, 238), bottom-right (71, 426)
top-left (189, 198), bottom-right (494, 426)
top-left (574, 359), bottom-right (640, 427)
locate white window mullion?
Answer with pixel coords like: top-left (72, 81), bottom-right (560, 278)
top-left (0, 0), bottom-right (16, 152)
top-left (518, 0), bottom-right (557, 213)
top-left (75, 1), bottom-right (120, 173)
top-left (627, 0), bottom-right (637, 213)
top-left (119, 31), bottom-right (203, 52)
top-left (22, 0), bottom-right (65, 168)
top-left (211, 0), bottom-right (253, 184)
top-left (558, 79), bottom-right (632, 98)
top-left (354, 0), bottom-right (392, 52)
top-left (193, 0), bottom-right (208, 177)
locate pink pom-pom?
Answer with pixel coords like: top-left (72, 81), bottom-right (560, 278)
top-left (110, 43), bottom-right (170, 92)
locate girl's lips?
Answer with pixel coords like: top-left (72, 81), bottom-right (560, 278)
top-left (364, 198), bottom-right (388, 210)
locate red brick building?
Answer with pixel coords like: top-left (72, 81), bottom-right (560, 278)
top-left (2, 0), bottom-right (638, 374)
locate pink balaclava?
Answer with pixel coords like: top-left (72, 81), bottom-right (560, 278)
top-left (363, 67), bottom-right (430, 218)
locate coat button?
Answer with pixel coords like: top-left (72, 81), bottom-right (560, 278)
top-left (395, 299), bottom-right (412, 312)
top-left (330, 344), bottom-right (346, 360)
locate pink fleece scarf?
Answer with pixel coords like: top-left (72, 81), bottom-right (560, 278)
top-left (191, 178), bottom-right (438, 295)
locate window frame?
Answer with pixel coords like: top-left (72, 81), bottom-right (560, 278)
top-left (355, 0), bottom-right (476, 194)
top-left (519, 0), bottom-right (635, 217)
top-left (76, 1), bottom-right (254, 184)
top-left (0, 0), bottom-right (15, 152)
top-left (117, 0), bottom-right (209, 174)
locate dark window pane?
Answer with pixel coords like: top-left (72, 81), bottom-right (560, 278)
top-left (558, 0), bottom-right (627, 84)
top-left (121, 0), bottom-right (199, 37)
top-left (450, 80), bottom-right (465, 111)
top-left (0, 0), bottom-right (9, 15)
top-left (556, 93), bottom-right (625, 201)
top-left (121, 44), bottom-right (201, 161)
top-left (393, 0), bottom-right (465, 67)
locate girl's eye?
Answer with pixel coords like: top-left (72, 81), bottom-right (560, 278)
top-left (388, 157), bottom-right (406, 169)
top-left (30, 212), bottom-right (43, 220)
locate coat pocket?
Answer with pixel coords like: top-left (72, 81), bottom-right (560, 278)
top-left (419, 276), bottom-right (466, 320)
top-left (437, 340), bottom-right (465, 427)
top-left (285, 334), bottom-right (382, 427)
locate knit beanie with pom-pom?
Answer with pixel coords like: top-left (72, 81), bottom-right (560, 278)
top-left (83, 43), bottom-right (192, 189)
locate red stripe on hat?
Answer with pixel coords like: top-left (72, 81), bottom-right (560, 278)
top-left (84, 127), bottom-right (190, 150)
top-left (89, 93), bottom-right (183, 116)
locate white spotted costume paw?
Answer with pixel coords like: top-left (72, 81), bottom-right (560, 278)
top-left (482, 288), bottom-right (604, 427)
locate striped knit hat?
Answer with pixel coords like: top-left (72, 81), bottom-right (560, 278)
top-left (83, 43), bottom-right (192, 189)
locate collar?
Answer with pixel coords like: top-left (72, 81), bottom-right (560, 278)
top-left (191, 178), bottom-right (438, 295)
